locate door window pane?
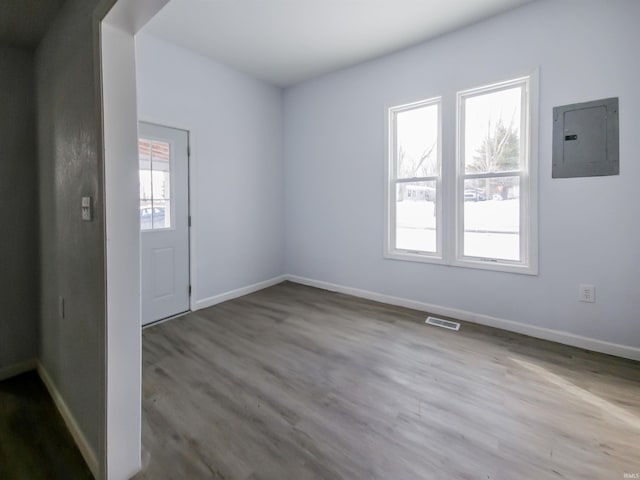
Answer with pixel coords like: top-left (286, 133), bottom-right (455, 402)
top-left (396, 181), bottom-right (437, 253)
top-left (463, 177), bottom-right (520, 261)
top-left (139, 139), bottom-right (172, 230)
top-left (150, 142), bottom-right (171, 200)
top-left (139, 139), bottom-right (152, 200)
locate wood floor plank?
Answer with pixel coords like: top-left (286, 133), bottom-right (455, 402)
top-left (135, 281), bottom-right (640, 480)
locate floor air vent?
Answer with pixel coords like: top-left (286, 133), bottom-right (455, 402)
top-left (425, 316), bottom-right (460, 331)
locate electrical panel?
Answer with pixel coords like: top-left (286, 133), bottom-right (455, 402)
top-left (552, 97), bottom-right (619, 178)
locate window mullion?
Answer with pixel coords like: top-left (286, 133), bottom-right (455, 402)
top-left (462, 170), bottom-right (522, 181)
top-left (394, 176), bottom-right (439, 184)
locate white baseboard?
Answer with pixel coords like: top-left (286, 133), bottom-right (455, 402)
top-left (194, 275), bottom-right (288, 311)
top-left (0, 358), bottom-right (37, 381)
top-left (37, 363), bottom-right (99, 479)
top-left (190, 272), bottom-right (640, 361)
top-left (286, 275), bottom-right (640, 362)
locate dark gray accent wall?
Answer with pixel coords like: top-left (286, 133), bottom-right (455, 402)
top-left (0, 45), bottom-right (38, 372)
top-left (0, 1), bottom-right (66, 49)
top-left (36, 0), bottom-right (105, 467)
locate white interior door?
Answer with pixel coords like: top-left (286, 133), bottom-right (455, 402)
top-left (139, 122), bottom-right (190, 325)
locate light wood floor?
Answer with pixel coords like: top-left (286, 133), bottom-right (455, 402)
top-left (135, 281), bottom-right (640, 480)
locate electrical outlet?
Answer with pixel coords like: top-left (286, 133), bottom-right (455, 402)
top-left (578, 284), bottom-right (595, 303)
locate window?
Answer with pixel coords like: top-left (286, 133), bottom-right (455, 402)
top-left (386, 98), bottom-right (442, 261)
top-left (386, 73), bottom-right (538, 274)
top-left (139, 138), bottom-right (173, 231)
top-left (456, 76), bottom-right (536, 272)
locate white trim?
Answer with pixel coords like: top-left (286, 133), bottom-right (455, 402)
top-left (0, 358), bottom-right (36, 381)
top-left (37, 363), bottom-right (99, 479)
top-left (285, 275), bottom-right (640, 362)
top-left (527, 68), bottom-right (540, 275)
top-left (142, 310), bottom-right (190, 330)
top-left (102, 21), bottom-right (143, 480)
top-left (194, 275), bottom-right (288, 311)
top-left (383, 250), bottom-right (447, 265)
top-left (101, 3), bottom-right (172, 479)
top-left (385, 97), bottom-right (443, 261)
top-left (142, 271), bottom-right (640, 361)
top-left (188, 129), bottom-right (198, 311)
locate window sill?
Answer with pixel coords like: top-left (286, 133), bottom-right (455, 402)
top-left (384, 250), bottom-right (537, 275)
top-left (452, 257), bottom-right (538, 275)
top-left (384, 250), bottom-right (445, 265)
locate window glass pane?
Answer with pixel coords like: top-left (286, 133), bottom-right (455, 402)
top-left (152, 201), bottom-right (170, 229)
top-left (463, 177), bottom-right (520, 261)
top-left (139, 139), bottom-right (153, 231)
top-left (151, 141), bottom-right (171, 200)
top-left (139, 139), bottom-right (152, 201)
top-left (139, 139), bottom-right (172, 230)
top-left (464, 86), bottom-right (521, 174)
top-left (395, 181), bottom-right (437, 253)
top-left (140, 205), bottom-right (153, 231)
top-left (139, 170), bottom-right (152, 202)
top-left (396, 103), bottom-right (439, 179)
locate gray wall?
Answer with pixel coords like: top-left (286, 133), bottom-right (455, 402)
top-left (0, 45), bottom-right (38, 372)
top-left (36, 0), bottom-right (105, 466)
top-left (284, 0), bottom-right (640, 350)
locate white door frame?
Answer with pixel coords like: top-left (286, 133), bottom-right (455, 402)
top-left (100, 1), bottom-right (170, 478)
top-left (139, 117), bottom-right (198, 315)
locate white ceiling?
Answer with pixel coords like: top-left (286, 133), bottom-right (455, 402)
top-left (142, 0), bottom-right (535, 87)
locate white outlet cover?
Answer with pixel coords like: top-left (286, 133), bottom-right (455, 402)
top-left (578, 284), bottom-right (596, 303)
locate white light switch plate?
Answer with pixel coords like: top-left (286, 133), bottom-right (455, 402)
top-left (82, 196), bottom-right (92, 221)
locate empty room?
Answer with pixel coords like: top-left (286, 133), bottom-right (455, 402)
top-left (1, 0), bottom-right (639, 479)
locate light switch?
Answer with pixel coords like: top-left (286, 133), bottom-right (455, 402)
top-left (82, 196), bottom-right (92, 221)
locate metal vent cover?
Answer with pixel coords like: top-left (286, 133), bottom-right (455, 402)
top-left (425, 316), bottom-right (460, 331)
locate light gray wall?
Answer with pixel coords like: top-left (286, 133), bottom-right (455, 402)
top-left (0, 45), bottom-right (38, 372)
top-left (135, 34), bottom-right (285, 302)
top-left (284, 0), bottom-right (640, 348)
top-left (36, 0), bottom-right (105, 466)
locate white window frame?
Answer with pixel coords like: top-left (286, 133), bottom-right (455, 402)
top-left (454, 73), bottom-right (538, 274)
top-left (385, 97), bottom-right (444, 263)
top-left (384, 70), bottom-right (538, 275)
